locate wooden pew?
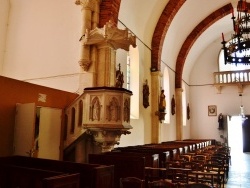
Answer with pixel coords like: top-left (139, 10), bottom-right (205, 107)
top-left (142, 144), bottom-right (180, 161)
top-left (161, 141), bottom-right (194, 153)
top-left (0, 164), bottom-right (66, 188)
top-left (43, 173), bottom-right (80, 188)
top-left (89, 153), bottom-right (146, 188)
top-left (114, 146), bottom-right (171, 167)
top-left (0, 155), bottom-right (114, 188)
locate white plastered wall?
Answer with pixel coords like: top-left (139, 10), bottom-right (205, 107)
top-left (190, 38), bottom-right (250, 142)
top-left (0, 0), bottom-right (10, 74)
top-left (2, 0), bottom-right (82, 92)
top-left (1, 0), bottom-right (193, 147)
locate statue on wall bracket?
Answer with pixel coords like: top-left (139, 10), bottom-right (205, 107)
top-left (159, 90), bottom-right (166, 112)
top-left (155, 89), bottom-right (167, 123)
top-left (143, 79), bottom-right (150, 108)
top-left (171, 95), bottom-right (175, 115)
top-left (187, 103), bottom-right (190, 120)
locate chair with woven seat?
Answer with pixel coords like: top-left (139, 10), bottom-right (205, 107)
top-left (120, 177), bottom-right (145, 188)
top-left (202, 163), bottom-right (224, 188)
top-left (148, 179), bottom-right (178, 188)
top-left (184, 183), bottom-right (213, 188)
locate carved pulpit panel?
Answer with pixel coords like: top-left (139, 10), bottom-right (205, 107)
top-left (89, 96), bottom-right (101, 121)
top-left (106, 97), bottom-right (120, 122)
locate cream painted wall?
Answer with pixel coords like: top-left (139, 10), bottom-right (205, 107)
top-left (118, 0), bottom-right (192, 146)
top-left (190, 40), bottom-right (250, 142)
top-left (2, 0), bottom-right (81, 92)
top-left (1, 0), bottom-right (192, 148)
top-left (118, 0), bottom-right (168, 47)
top-left (118, 39), bottom-right (152, 147)
top-left (0, 0), bottom-right (9, 73)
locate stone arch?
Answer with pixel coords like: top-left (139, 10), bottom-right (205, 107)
top-left (98, 1), bottom-right (232, 89)
top-left (99, 0), bottom-right (121, 27)
top-left (175, 4), bottom-right (232, 88)
top-left (151, 0), bottom-right (186, 71)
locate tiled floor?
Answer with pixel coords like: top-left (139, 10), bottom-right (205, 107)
top-left (225, 152), bottom-right (250, 188)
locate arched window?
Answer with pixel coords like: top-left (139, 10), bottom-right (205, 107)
top-left (70, 107), bottom-right (75, 134)
top-left (78, 100), bottom-right (83, 126)
top-left (128, 46), bottom-right (139, 119)
top-left (116, 46), bottom-right (139, 119)
top-left (163, 67), bottom-right (170, 123)
top-left (126, 53), bottom-right (131, 90)
top-left (64, 114), bottom-right (68, 140)
top-left (182, 82), bottom-right (187, 126)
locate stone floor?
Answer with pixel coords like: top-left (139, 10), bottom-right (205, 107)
top-left (225, 152), bottom-right (250, 188)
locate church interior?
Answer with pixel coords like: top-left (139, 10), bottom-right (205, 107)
top-left (1, 0), bottom-right (250, 187)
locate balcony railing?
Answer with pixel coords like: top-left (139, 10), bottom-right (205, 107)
top-left (213, 70), bottom-right (250, 93)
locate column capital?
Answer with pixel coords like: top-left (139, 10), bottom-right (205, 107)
top-left (176, 87), bottom-right (183, 93)
top-left (82, 20), bottom-right (136, 51)
top-left (151, 71), bottom-right (162, 77)
top-left (75, 0), bottom-right (100, 10)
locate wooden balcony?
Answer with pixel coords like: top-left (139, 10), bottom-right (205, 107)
top-left (213, 70), bottom-right (250, 93)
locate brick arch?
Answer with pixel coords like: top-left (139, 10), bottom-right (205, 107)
top-left (99, 0), bottom-right (121, 27)
top-left (175, 3), bottom-right (232, 88)
top-left (151, 0), bottom-right (186, 72)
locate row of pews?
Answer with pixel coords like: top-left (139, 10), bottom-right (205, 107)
top-left (88, 139), bottom-right (217, 188)
top-left (0, 155), bottom-right (114, 188)
top-left (0, 139), bottom-right (218, 188)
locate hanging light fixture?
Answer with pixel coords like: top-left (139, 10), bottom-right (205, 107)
top-left (221, 0), bottom-right (250, 65)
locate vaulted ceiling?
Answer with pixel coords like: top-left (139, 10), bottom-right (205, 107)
top-left (108, 0), bottom-right (237, 87)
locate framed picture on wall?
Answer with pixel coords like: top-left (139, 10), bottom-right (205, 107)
top-left (208, 105), bottom-right (217, 116)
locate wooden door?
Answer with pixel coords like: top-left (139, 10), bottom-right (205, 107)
top-left (242, 115), bottom-right (250, 152)
top-left (14, 103), bottom-right (36, 156)
top-left (38, 107), bottom-right (62, 160)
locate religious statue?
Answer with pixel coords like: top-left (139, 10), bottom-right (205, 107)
top-left (171, 95), bottom-right (175, 115)
top-left (187, 103), bottom-right (190, 120)
top-left (107, 97), bottom-right (120, 121)
top-left (115, 64), bottom-right (124, 88)
top-left (123, 98), bottom-right (130, 122)
top-left (143, 80), bottom-right (150, 108)
top-left (91, 97), bottom-right (101, 121)
top-left (218, 113), bottom-right (224, 130)
top-left (159, 90), bottom-right (166, 112)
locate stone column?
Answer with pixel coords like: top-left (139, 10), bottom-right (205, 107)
top-left (96, 46), bottom-right (116, 87)
top-left (151, 71), bottom-right (161, 143)
top-left (175, 88), bottom-right (183, 140)
top-left (77, 0), bottom-right (94, 71)
top-left (76, 0), bottom-right (101, 92)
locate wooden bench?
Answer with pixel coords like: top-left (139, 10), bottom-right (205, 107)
top-left (107, 151), bottom-right (159, 168)
top-left (0, 164), bottom-right (71, 188)
top-left (142, 144), bottom-right (180, 161)
top-left (0, 155), bottom-right (114, 188)
top-left (89, 153), bottom-right (146, 188)
top-left (43, 173), bottom-right (80, 188)
top-left (114, 146), bottom-right (171, 167)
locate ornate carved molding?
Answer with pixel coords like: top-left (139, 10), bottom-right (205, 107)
top-left (86, 128), bottom-right (131, 152)
top-left (89, 96), bottom-right (101, 121)
top-left (123, 98), bottom-right (130, 123)
top-left (79, 59), bottom-right (92, 71)
top-left (75, 0), bottom-right (97, 10)
top-left (81, 20), bottom-right (136, 51)
top-left (106, 96), bottom-right (120, 122)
